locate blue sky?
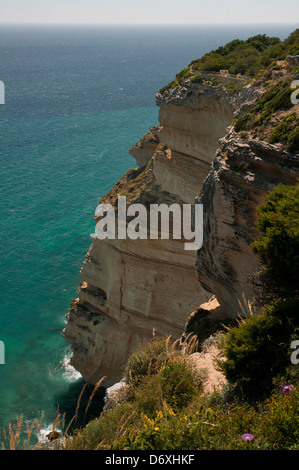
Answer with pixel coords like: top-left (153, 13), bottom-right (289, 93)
top-left (0, 0), bottom-right (298, 24)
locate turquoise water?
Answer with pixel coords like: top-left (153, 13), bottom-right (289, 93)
top-left (0, 107), bottom-right (159, 439)
top-left (0, 24), bottom-right (296, 441)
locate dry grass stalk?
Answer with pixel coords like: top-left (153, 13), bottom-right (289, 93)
top-left (165, 335), bottom-right (172, 351)
top-left (128, 369), bottom-right (135, 390)
top-left (181, 332), bottom-right (194, 353)
top-left (13, 415), bottom-right (22, 449)
top-left (52, 408), bottom-right (61, 433)
top-left (63, 414), bottom-right (77, 439)
top-left (7, 417), bottom-right (23, 450)
top-left (171, 338), bottom-right (181, 352)
top-left (84, 377), bottom-right (106, 423)
top-left (237, 294), bottom-right (255, 318)
top-left (74, 383), bottom-right (87, 423)
top-left (185, 335), bottom-right (199, 355)
top-left (110, 409), bottom-right (136, 447)
top-left (94, 408), bottom-right (135, 450)
top-left (62, 412), bottom-right (66, 432)
top-left (8, 423), bottom-right (14, 450)
top-left (25, 420), bottom-right (35, 450)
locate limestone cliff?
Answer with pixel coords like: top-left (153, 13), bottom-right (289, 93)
top-left (62, 80), bottom-right (239, 387)
top-left (63, 62), bottom-right (299, 387)
top-left (196, 70), bottom-right (299, 317)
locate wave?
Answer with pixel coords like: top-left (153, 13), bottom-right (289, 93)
top-left (48, 348), bottom-right (82, 382)
top-left (61, 351), bottom-right (82, 382)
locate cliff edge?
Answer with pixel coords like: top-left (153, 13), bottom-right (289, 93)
top-left (63, 32), bottom-right (299, 387)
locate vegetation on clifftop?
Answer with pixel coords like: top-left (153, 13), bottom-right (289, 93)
top-left (234, 77), bottom-right (299, 151)
top-left (60, 333), bottom-right (299, 450)
top-left (159, 29), bottom-right (299, 94)
top-left (191, 34), bottom-right (281, 76)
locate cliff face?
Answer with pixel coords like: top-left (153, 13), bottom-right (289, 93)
top-left (196, 132), bottom-right (298, 317)
top-left (62, 81), bottom-right (237, 387)
top-left (63, 66), bottom-right (299, 387)
top-left (196, 69), bottom-right (299, 317)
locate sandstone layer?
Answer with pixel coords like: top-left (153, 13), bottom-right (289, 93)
top-left (63, 81), bottom-right (238, 387)
top-left (196, 108), bottom-right (299, 316)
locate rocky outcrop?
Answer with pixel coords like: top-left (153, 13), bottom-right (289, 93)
top-left (196, 128), bottom-right (299, 317)
top-left (180, 296), bottom-right (231, 351)
top-left (63, 80), bottom-right (238, 387)
top-left (286, 55), bottom-right (299, 67)
top-left (129, 128), bottom-right (160, 168)
top-left (63, 66), bottom-right (299, 387)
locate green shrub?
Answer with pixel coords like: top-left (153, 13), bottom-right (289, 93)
top-left (190, 74), bottom-right (203, 84)
top-left (260, 384), bottom-right (299, 449)
top-left (268, 112), bottom-right (299, 152)
top-left (221, 298), bottom-right (299, 398)
top-left (235, 113), bottom-right (250, 132)
top-left (158, 357), bottom-right (201, 409)
top-left (124, 337), bottom-right (171, 385)
top-left (252, 182), bottom-right (299, 292)
top-left (234, 76), bottom-right (297, 143)
top-left (287, 125), bottom-right (299, 153)
top-left (159, 79), bottom-right (178, 95)
top-left (63, 380), bottom-right (299, 450)
top-left (130, 354), bottom-right (203, 416)
top-left (189, 31), bottom-right (299, 77)
top-left (176, 67), bottom-right (191, 82)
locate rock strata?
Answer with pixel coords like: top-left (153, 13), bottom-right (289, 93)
top-left (63, 81), bottom-right (237, 386)
top-left (196, 126), bottom-right (299, 317)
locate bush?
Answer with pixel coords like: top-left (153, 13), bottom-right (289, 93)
top-left (60, 333), bottom-right (299, 450)
top-left (221, 298), bottom-right (299, 398)
top-left (252, 182), bottom-right (299, 293)
top-left (130, 355), bottom-right (202, 417)
top-left (176, 67), bottom-right (191, 82)
top-left (189, 31), bottom-right (299, 77)
top-left (124, 337), bottom-right (171, 385)
top-left (190, 74), bottom-right (203, 84)
top-left (268, 112), bottom-right (299, 152)
top-left (260, 384), bottom-right (299, 449)
top-left (159, 79), bottom-right (178, 95)
top-left (63, 380), bottom-right (299, 450)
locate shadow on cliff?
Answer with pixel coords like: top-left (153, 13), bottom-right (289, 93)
top-left (53, 378), bottom-right (105, 433)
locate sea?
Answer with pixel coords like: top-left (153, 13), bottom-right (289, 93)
top-left (0, 23), bottom-right (297, 445)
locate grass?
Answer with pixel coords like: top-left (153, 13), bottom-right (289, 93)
top-left (268, 112), bottom-right (299, 152)
top-left (56, 334), bottom-right (299, 451)
top-left (235, 77), bottom-right (294, 133)
top-left (2, 326), bottom-right (299, 451)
